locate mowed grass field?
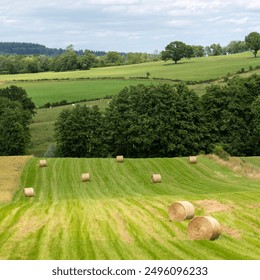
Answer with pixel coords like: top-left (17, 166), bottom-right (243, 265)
top-left (0, 156), bottom-right (259, 260)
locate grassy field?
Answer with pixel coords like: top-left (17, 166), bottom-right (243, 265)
top-left (0, 52), bottom-right (259, 84)
top-left (1, 79), bottom-right (160, 108)
top-left (0, 156), bottom-right (259, 260)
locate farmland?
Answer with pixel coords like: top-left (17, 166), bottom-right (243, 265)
top-left (0, 156), bottom-right (259, 260)
top-left (0, 50), bottom-right (260, 260)
top-left (1, 52), bottom-right (259, 156)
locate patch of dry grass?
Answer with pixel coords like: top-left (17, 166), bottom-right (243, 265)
top-left (206, 155), bottom-right (260, 180)
top-left (0, 156), bottom-right (32, 203)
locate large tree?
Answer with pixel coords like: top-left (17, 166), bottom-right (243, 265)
top-left (0, 85), bottom-right (36, 115)
top-left (55, 105), bottom-right (105, 157)
top-left (105, 83), bottom-right (204, 157)
top-left (161, 41), bottom-right (193, 64)
top-left (201, 75), bottom-right (260, 155)
top-left (0, 97), bottom-right (31, 155)
top-left (245, 31), bottom-right (260, 58)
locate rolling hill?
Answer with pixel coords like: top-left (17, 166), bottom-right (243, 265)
top-left (0, 156), bottom-right (259, 260)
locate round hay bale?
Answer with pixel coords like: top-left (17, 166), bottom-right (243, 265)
top-left (188, 216), bottom-right (221, 240)
top-left (189, 156), bottom-right (197, 164)
top-left (151, 174), bottom-right (162, 183)
top-left (24, 187), bottom-right (35, 197)
top-left (116, 155), bottom-right (124, 163)
top-left (39, 159), bottom-right (47, 167)
top-left (168, 201), bottom-right (195, 221)
top-left (81, 173), bottom-right (90, 182)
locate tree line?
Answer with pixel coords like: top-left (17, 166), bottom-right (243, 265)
top-left (0, 45), bottom-right (160, 74)
top-left (162, 32), bottom-right (260, 64)
top-left (1, 31), bottom-right (259, 74)
top-left (54, 74), bottom-right (260, 158)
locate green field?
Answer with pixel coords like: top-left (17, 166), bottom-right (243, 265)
top-left (0, 52), bottom-right (259, 83)
top-left (0, 52), bottom-right (259, 156)
top-left (1, 79), bottom-right (160, 107)
top-left (0, 156), bottom-right (259, 260)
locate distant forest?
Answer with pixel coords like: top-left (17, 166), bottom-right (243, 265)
top-left (0, 42), bottom-right (106, 56)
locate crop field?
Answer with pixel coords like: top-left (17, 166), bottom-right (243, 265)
top-left (0, 156), bottom-right (259, 260)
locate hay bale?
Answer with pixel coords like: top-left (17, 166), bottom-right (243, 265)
top-left (188, 216), bottom-right (221, 240)
top-left (151, 174), bottom-right (162, 183)
top-left (39, 159), bottom-right (47, 167)
top-left (24, 187), bottom-right (35, 197)
top-left (116, 155), bottom-right (124, 163)
top-left (168, 201), bottom-right (195, 221)
top-left (189, 156), bottom-right (197, 164)
top-left (81, 173), bottom-right (90, 182)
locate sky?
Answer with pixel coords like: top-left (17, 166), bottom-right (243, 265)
top-left (0, 0), bottom-right (260, 53)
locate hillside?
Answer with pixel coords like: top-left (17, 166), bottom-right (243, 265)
top-left (0, 156), bottom-right (32, 203)
top-left (0, 42), bottom-right (64, 56)
top-left (0, 156), bottom-right (259, 260)
top-left (0, 51), bottom-right (260, 157)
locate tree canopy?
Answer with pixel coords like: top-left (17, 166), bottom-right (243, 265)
top-left (0, 86), bottom-right (35, 155)
top-left (245, 31), bottom-right (260, 58)
top-left (161, 41), bottom-right (193, 64)
top-left (55, 75), bottom-right (260, 158)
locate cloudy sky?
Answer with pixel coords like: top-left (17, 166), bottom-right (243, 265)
top-left (0, 0), bottom-right (259, 52)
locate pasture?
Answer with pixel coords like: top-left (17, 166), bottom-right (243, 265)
top-left (2, 79), bottom-right (159, 108)
top-left (0, 52), bottom-right (259, 84)
top-left (0, 156), bottom-right (259, 260)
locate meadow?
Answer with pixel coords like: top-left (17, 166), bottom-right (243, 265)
top-left (0, 156), bottom-right (259, 260)
top-left (0, 52), bottom-right (259, 84)
top-left (3, 79), bottom-right (160, 108)
top-left (0, 52), bottom-right (260, 156)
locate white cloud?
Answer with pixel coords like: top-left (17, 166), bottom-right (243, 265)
top-left (166, 20), bottom-right (192, 27)
top-left (0, 0), bottom-right (259, 52)
top-left (225, 17), bottom-right (249, 25)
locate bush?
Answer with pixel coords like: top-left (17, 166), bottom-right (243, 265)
top-left (212, 145), bottom-right (230, 160)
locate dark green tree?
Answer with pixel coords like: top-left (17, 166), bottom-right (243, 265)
top-left (245, 31), bottom-right (260, 58)
top-left (55, 105), bottom-right (105, 157)
top-left (201, 75), bottom-right (260, 155)
top-left (0, 85), bottom-right (36, 115)
top-left (161, 41), bottom-right (193, 64)
top-left (77, 50), bottom-right (97, 70)
top-left (250, 95), bottom-right (260, 155)
top-left (105, 83), bottom-right (204, 157)
top-left (0, 97), bottom-right (31, 155)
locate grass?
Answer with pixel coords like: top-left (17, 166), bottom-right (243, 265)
top-left (0, 156), bottom-right (32, 203)
top-left (0, 52), bottom-right (259, 83)
top-left (1, 79), bottom-right (160, 107)
top-left (0, 156), bottom-right (259, 260)
top-left (241, 157), bottom-right (260, 168)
